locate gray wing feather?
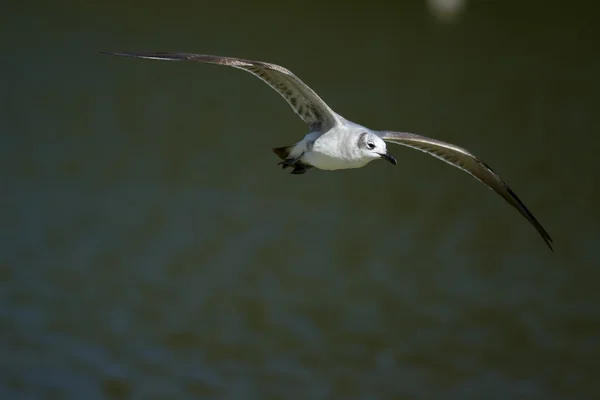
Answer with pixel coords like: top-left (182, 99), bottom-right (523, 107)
top-left (103, 52), bottom-right (339, 131)
top-left (379, 131), bottom-right (553, 250)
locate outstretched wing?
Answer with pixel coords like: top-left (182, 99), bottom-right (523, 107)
top-left (103, 52), bottom-right (340, 132)
top-left (379, 131), bottom-right (553, 250)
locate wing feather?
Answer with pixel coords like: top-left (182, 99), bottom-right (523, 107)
top-left (103, 52), bottom-right (339, 131)
top-left (379, 131), bottom-right (553, 250)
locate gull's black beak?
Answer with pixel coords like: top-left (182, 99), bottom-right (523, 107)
top-left (379, 152), bottom-right (397, 165)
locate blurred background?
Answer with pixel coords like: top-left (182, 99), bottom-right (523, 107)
top-left (2, 0), bottom-right (599, 399)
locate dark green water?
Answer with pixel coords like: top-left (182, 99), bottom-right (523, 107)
top-left (2, 1), bottom-right (599, 399)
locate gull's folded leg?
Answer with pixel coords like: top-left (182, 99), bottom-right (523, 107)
top-left (277, 156), bottom-right (301, 169)
top-left (290, 164), bottom-right (312, 175)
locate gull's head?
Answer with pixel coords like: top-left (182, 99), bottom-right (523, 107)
top-left (357, 132), bottom-right (397, 166)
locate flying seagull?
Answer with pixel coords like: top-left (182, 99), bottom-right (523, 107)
top-left (103, 52), bottom-right (553, 250)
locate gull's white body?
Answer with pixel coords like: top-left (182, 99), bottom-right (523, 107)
top-left (103, 51), bottom-right (553, 250)
top-left (291, 119), bottom-right (376, 170)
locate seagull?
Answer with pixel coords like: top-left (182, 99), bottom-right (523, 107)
top-left (103, 52), bottom-right (553, 250)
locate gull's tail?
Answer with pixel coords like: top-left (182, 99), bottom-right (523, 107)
top-left (272, 144), bottom-right (312, 175)
top-left (272, 145), bottom-right (294, 160)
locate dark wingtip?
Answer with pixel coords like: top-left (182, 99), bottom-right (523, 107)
top-left (504, 185), bottom-right (554, 252)
top-left (101, 51), bottom-right (132, 57)
top-left (546, 235), bottom-right (554, 252)
top-left (545, 237), bottom-right (554, 252)
top-left (479, 159), bottom-right (553, 252)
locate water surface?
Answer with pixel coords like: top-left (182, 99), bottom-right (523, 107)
top-left (2, 1), bottom-right (599, 399)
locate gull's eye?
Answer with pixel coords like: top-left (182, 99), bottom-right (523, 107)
top-left (367, 142), bottom-right (375, 150)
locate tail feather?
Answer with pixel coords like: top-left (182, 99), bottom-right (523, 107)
top-left (272, 145), bottom-right (294, 160)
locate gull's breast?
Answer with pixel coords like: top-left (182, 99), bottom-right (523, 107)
top-left (304, 139), bottom-right (369, 170)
